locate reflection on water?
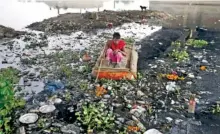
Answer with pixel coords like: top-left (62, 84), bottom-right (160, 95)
top-left (150, 2), bottom-right (220, 30)
top-left (0, 0), bottom-right (149, 30)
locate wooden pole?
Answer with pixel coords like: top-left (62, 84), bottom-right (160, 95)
top-left (95, 46), bottom-right (106, 83)
top-left (95, 59), bottom-right (103, 83)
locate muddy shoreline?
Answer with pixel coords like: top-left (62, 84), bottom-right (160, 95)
top-left (0, 25), bottom-right (25, 39)
top-left (26, 10), bottom-right (172, 34)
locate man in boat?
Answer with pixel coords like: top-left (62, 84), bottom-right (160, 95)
top-left (105, 32), bottom-right (126, 68)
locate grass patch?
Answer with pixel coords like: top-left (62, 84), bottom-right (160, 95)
top-left (186, 39), bottom-right (208, 48)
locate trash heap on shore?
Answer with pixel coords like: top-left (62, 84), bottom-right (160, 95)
top-left (26, 10), bottom-right (172, 34)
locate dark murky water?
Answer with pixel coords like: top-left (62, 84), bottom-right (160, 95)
top-left (138, 27), bottom-right (220, 134)
top-left (139, 3), bottom-right (220, 132)
top-left (150, 2), bottom-right (220, 30)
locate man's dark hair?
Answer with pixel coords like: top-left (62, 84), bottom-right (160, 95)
top-left (113, 32), bottom-right (120, 39)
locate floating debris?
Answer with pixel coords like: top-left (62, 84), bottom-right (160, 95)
top-left (19, 113), bottom-right (38, 124)
top-left (144, 128), bottom-right (163, 134)
top-left (95, 85), bottom-right (107, 97)
top-left (82, 51), bottom-right (91, 62)
top-left (188, 94), bottom-right (196, 114)
top-left (200, 66), bottom-right (207, 71)
top-left (39, 105), bottom-right (56, 113)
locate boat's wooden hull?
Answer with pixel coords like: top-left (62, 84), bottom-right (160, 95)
top-left (92, 44), bottom-right (138, 80)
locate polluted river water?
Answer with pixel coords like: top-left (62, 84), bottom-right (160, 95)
top-left (0, 0), bottom-right (150, 96)
top-left (140, 2), bottom-right (220, 134)
top-left (1, 1), bottom-right (220, 134)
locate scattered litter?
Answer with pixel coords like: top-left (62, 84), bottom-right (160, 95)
top-left (188, 73), bottom-right (195, 78)
top-left (44, 80), bottom-right (64, 92)
top-left (144, 128), bottom-right (162, 134)
top-left (200, 66), bottom-right (207, 71)
top-left (166, 117), bottom-right (173, 122)
top-left (166, 82), bottom-right (179, 92)
top-left (39, 105), bottom-right (56, 113)
top-left (19, 113), bottom-right (38, 124)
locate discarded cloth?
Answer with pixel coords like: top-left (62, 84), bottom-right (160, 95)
top-left (44, 81), bottom-right (64, 92)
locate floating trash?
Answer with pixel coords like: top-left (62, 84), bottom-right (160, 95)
top-left (166, 82), bottom-right (179, 92)
top-left (144, 128), bottom-right (162, 134)
top-left (107, 22), bottom-right (113, 28)
top-left (44, 81), bottom-right (64, 92)
top-left (82, 51), bottom-right (91, 62)
top-left (188, 94), bottom-right (196, 114)
top-left (19, 113), bottom-right (38, 124)
top-left (39, 105), bottom-right (56, 113)
top-left (95, 85), bottom-right (107, 97)
top-left (54, 98), bottom-right (62, 104)
top-left (78, 66), bottom-right (86, 72)
top-left (200, 66), bottom-right (207, 71)
top-left (210, 40), bottom-right (215, 44)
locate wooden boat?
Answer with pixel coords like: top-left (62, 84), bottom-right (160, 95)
top-left (91, 43), bottom-right (138, 80)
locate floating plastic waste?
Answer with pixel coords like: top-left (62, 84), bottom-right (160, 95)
top-left (44, 80), bottom-right (64, 92)
top-left (19, 113), bottom-right (38, 124)
top-left (39, 104), bottom-right (56, 113)
top-left (188, 94), bottom-right (196, 114)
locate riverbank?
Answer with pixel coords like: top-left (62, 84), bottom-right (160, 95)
top-left (26, 10), bottom-right (172, 34)
top-left (0, 25), bottom-right (25, 39)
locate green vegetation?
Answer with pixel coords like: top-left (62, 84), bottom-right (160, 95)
top-left (116, 128), bottom-right (128, 134)
top-left (47, 50), bottom-right (80, 64)
top-left (0, 68), bottom-right (25, 134)
top-left (146, 105), bottom-right (153, 115)
top-left (0, 67), bottom-right (20, 85)
top-left (37, 118), bottom-right (47, 128)
top-left (64, 91), bottom-right (72, 102)
top-left (169, 49), bottom-right (189, 62)
top-left (123, 37), bottom-right (135, 46)
top-left (75, 102), bottom-right (115, 132)
top-left (186, 39), bottom-right (208, 48)
top-left (79, 81), bottom-right (89, 90)
top-left (60, 64), bottom-right (73, 79)
top-left (169, 41), bottom-right (189, 61)
top-left (137, 72), bottom-right (143, 80)
top-left (212, 103), bottom-right (220, 114)
top-left (171, 41), bottom-right (181, 48)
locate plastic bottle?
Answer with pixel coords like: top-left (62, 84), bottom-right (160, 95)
top-left (188, 94), bottom-right (196, 114)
